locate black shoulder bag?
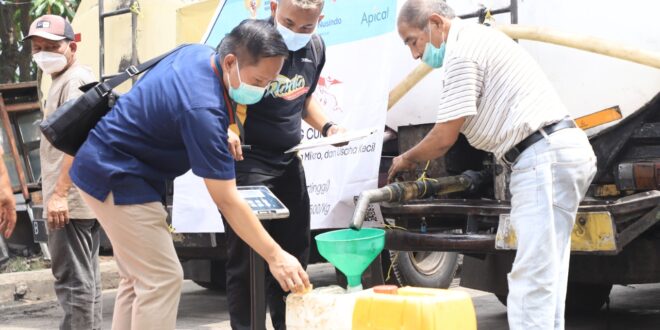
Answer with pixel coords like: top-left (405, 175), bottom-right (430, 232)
top-left (39, 44), bottom-right (189, 156)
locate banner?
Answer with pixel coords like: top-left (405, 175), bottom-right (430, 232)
top-left (172, 0), bottom-right (396, 232)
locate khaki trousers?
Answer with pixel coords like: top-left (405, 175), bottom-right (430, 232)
top-left (80, 192), bottom-right (183, 330)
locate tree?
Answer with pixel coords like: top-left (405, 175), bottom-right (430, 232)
top-left (31, 0), bottom-right (79, 18)
top-left (0, 0), bottom-right (80, 83)
top-left (0, 1), bottom-right (32, 83)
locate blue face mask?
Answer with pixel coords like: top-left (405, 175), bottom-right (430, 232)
top-left (227, 61), bottom-right (266, 105)
top-left (421, 25), bottom-right (446, 68)
top-left (275, 11), bottom-right (314, 51)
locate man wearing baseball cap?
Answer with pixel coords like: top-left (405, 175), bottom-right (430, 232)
top-left (24, 15), bottom-right (102, 330)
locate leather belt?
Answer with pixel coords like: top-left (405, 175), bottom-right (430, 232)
top-left (502, 118), bottom-right (577, 165)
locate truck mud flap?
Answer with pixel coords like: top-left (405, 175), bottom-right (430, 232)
top-left (495, 211), bottom-right (617, 254)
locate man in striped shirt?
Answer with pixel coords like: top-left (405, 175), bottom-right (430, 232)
top-left (389, 1), bottom-right (597, 329)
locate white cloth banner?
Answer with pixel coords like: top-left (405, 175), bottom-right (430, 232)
top-left (301, 35), bottom-right (391, 229)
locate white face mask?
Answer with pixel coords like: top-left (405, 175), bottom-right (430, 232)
top-left (275, 11), bottom-right (314, 51)
top-left (33, 51), bottom-right (68, 75)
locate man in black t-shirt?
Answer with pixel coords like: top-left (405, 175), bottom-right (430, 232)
top-left (223, 0), bottom-right (344, 329)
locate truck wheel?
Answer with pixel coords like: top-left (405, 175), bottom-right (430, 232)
top-left (390, 250), bottom-right (459, 288)
top-left (192, 261), bottom-right (227, 292)
top-left (495, 283), bottom-right (612, 314)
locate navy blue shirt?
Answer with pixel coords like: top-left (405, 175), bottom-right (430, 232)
top-left (70, 44), bottom-right (234, 205)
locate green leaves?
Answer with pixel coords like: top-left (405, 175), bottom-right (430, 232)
top-left (30, 0), bottom-right (79, 18)
top-left (32, 0), bottom-right (48, 17)
top-left (0, 0), bottom-right (80, 83)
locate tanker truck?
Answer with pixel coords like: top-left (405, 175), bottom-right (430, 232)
top-left (365, 0), bottom-right (660, 312)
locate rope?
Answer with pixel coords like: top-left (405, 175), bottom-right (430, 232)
top-left (484, 9), bottom-right (495, 26)
top-left (417, 160), bottom-right (431, 181)
top-left (130, 1), bottom-right (142, 17)
top-left (386, 251), bottom-right (398, 282)
top-left (384, 163), bottom-right (440, 282)
top-left (384, 223), bottom-right (408, 231)
top-left (416, 160), bottom-right (438, 196)
top-left (383, 223), bottom-right (408, 282)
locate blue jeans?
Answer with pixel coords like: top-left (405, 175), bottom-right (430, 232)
top-left (506, 127), bottom-right (596, 330)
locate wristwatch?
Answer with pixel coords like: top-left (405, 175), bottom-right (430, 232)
top-left (321, 121), bottom-right (336, 137)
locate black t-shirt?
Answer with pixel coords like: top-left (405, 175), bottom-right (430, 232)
top-left (235, 28), bottom-right (326, 175)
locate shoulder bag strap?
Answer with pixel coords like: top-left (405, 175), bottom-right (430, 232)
top-left (94, 43), bottom-right (191, 97)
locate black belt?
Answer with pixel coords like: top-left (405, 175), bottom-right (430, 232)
top-left (503, 118), bottom-right (577, 164)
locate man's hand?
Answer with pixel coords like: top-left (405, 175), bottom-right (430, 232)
top-left (267, 247), bottom-right (311, 293)
top-left (385, 118), bottom-right (465, 183)
top-left (47, 193), bottom-right (69, 230)
top-left (205, 178), bottom-right (311, 293)
top-left (387, 154), bottom-right (418, 183)
top-left (227, 130), bottom-right (243, 161)
top-left (0, 181), bottom-right (16, 239)
top-left (326, 125), bottom-right (349, 147)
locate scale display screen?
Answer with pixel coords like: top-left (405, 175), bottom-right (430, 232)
top-left (237, 186), bottom-right (290, 220)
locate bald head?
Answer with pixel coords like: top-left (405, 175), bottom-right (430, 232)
top-left (398, 0), bottom-right (455, 30)
top-left (397, 0), bottom-right (454, 61)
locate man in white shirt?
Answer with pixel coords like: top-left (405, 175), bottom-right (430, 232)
top-left (389, 1), bottom-right (597, 329)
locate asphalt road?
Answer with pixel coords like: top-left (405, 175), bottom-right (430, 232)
top-left (1, 263), bottom-right (660, 329)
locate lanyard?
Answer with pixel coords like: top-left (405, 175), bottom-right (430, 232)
top-left (210, 55), bottom-right (245, 140)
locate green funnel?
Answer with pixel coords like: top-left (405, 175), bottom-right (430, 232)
top-left (315, 228), bottom-right (385, 289)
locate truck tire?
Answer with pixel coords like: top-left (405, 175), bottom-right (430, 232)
top-left (390, 250), bottom-right (459, 289)
top-left (495, 283), bottom-right (612, 314)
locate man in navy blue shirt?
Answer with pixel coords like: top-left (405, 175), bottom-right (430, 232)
top-left (223, 1), bottom-right (345, 329)
top-left (70, 20), bottom-right (310, 329)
